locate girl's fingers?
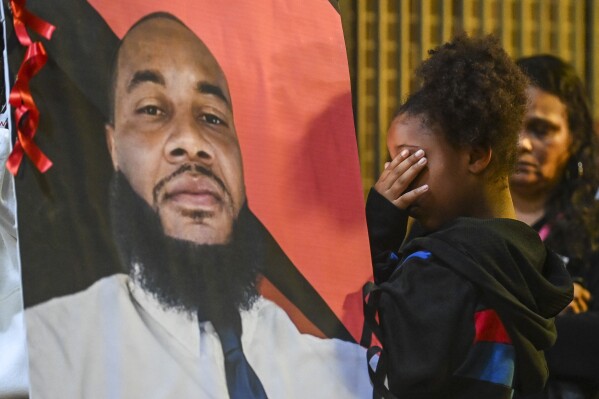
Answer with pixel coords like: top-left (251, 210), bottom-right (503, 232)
top-left (393, 184), bottom-right (429, 209)
top-left (387, 156), bottom-right (427, 198)
top-left (374, 149), bottom-right (428, 206)
top-left (375, 151), bottom-right (410, 192)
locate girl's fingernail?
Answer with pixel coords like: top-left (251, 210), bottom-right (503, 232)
top-left (400, 149), bottom-right (409, 157)
top-left (415, 149), bottom-right (424, 157)
top-left (418, 157), bottom-right (427, 165)
top-left (420, 184), bottom-right (429, 192)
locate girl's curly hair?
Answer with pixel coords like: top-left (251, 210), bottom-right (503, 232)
top-left (398, 33), bottom-right (528, 178)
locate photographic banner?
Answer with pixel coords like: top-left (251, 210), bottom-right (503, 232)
top-left (6, 0), bottom-right (374, 397)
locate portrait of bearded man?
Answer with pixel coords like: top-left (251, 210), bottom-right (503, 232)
top-left (23, 12), bottom-right (372, 399)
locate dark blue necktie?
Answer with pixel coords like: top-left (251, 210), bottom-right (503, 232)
top-left (217, 325), bottom-right (268, 399)
top-left (203, 310), bottom-right (268, 399)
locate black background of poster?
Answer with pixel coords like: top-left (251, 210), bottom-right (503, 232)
top-left (6, 0), bottom-right (121, 305)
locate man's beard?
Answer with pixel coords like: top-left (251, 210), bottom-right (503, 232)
top-left (109, 171), bottom-right (263, 325)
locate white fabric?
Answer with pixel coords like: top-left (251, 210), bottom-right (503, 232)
top-left (0, 4), bottom-right (30, 396)
top-left (26, 274), bottom-right (372, 398)
top-left (0, 2), bottom-right (30, 396)
top-left (0, 127), bottom-right (29, 397)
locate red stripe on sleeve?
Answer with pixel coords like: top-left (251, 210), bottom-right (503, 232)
top-left (474, 309), bottom-right (511, 344)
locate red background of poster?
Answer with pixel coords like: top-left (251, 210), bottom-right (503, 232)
top-left (88, 0), bottom-right (372, 340)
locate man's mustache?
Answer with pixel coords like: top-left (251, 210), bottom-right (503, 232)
top-left (152, 164), bottom-right (230, 206)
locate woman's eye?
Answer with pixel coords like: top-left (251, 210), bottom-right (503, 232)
top-left (526, 119), bottom-right (558, 138)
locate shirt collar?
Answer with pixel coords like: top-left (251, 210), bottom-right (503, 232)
top-left (125, 274), bottom-right (261, 354)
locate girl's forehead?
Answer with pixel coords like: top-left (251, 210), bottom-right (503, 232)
top-left (388, 114), bottom-right (437, 143)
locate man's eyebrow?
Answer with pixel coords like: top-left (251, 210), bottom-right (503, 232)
top-left (197, 81), bottom-right (230, 107)
top-left (127, 70), bottom-right (165, 92)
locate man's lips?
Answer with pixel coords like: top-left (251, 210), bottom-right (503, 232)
top-left (161, 176), bottom-right (223, 208)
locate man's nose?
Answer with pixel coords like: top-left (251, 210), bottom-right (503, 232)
top-left (164, 116), bottom-right (214, 164)
top-left (518, 131), bottom-right (533, 152)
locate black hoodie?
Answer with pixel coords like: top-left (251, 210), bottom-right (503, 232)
top-left (365, 189), bottom-right (573, 399)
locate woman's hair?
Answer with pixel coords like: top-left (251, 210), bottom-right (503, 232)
top-left (397, 33), bottom-right (528, 178)
top-left (517, 55), bottom-right (599, 270)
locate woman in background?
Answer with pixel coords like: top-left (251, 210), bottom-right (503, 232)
top-left (512, 54), bottom-right (599, 399)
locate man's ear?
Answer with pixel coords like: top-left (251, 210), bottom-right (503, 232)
top-left (105, 123), bottom-right (119, 170)
top-left (468, 145), bottom-right (492, 174)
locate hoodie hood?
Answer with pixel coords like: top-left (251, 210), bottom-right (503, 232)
top-left (402, 217), bottom-right (573, 393)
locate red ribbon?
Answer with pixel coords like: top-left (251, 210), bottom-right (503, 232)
top-left (10, 0), bottom-right (55, 46)
top-left (6, 0), bottom-right (55, 175)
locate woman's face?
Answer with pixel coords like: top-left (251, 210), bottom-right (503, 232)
top-left (509, 86), bottom-right (573, 198)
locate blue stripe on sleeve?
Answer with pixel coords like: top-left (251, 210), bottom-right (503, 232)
top-left (404, 251), bottom-right (432, 262)
top-left (392, 250), bottom-right (432, 273)
top-left (456, 341), bottom-right (515, 387)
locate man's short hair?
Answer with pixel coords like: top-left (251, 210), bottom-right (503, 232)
top-left (107, 12), bottom-right (191, 125)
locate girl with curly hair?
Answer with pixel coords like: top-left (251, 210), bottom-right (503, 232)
top-left (364, 34), bottom-right (573, 399)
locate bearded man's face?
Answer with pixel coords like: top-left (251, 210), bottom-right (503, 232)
top-left (106, 17), bottom-right (246, 246)
top-left (109, 171), bottom-right (261, 321)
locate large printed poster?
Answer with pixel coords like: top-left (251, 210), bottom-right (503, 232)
top-left (6, 0), bottom-right (374, 397)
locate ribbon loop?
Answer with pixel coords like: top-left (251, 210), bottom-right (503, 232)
top-left (10, 0), bottom-right (55, 45)
top-left (6, 0), bottom-right (55, 174)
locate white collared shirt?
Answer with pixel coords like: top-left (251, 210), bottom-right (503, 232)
top-left (26, 274), bottom-right (372, 398)
top-left (0, 125), bottom-right (29, 398)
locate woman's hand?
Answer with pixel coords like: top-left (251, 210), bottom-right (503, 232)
top-left (561, 282), bottom-right (592, 315)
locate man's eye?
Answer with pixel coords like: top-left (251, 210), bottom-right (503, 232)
top-left (202, 114), bottom-right (225, 126)
top-left (138, 105), bottom-right (163, 116)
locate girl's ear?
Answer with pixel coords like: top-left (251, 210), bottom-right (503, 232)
top-left (468, 145), bottom-right (492, 174)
